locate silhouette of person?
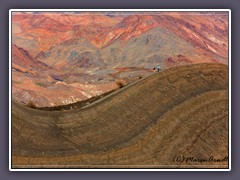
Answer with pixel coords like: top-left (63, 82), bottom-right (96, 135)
top-left (157, 65), bottom-right (160, 72)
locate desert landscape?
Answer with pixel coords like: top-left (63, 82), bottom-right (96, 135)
top-left (11, 11), bottom-right (229, 169)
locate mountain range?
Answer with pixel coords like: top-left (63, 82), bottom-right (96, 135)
top-left (11, 11), bottom-right (229, 107)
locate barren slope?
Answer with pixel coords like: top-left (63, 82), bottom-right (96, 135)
top-left (12, 63), bottom-right (229, 168)
top-left (12, 12), bottom-right (229, 107)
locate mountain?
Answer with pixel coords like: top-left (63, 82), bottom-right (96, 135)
top-left (93, 15), bottom-right (159, 47)
top-left (152, 13), bottom-right (228, 58)
top-left (12, 63), bottom-right (228, 168)
top-left (91, 13), bottom-right (228, 58)
top-left (12, 45), bottom-right (118, 107)
top-left (11, 12), bottom-right (229, 107)
top-left (12, 44), bottom-right (50, 73)
top-left (11, 12), bottom-right (229, 169)
top-left (100, 27), bottom-right (200, 67)
top-left (39, 26), bottom-right (225, 71)
top-left (12, 12), bottom-right (228, 60)
top-left (12, 13), bottom-right (121, 57)
top-left (38, 38), bottom-right (101, 67)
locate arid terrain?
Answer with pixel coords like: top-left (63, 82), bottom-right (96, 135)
top-left (11, 11), bottom-right (229, 107)
top-left (12, 63), bottom-right (229, 168)
top-left (11, 11), bottom-right (229, 169)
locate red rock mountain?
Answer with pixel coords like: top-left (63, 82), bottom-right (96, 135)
top-left (93, 15), bottom-right (158, 47)
top-left (11, 12), bottom-right (229, 107)
top-left (92, 13), bottom-right (228, 57)
top-left (12, 44), bottom-right (50, 75)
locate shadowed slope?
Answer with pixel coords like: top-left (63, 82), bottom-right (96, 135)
top-left (12, 63), bottom-right (229, 168)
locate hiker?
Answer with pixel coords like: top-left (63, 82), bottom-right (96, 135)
top-left (157, 65), bottom-right (160, 72)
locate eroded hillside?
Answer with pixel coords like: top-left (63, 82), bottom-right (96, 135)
top-left (12, 63), bottom-right (229, 168)
top-left (11, 12), bottom-right (229, 107)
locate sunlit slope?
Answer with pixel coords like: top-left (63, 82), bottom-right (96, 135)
top-left (12, 63), bottom-right (228, 168)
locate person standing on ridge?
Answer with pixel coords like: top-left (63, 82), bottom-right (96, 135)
top-left (157, 65), bottom-right (160, 72)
